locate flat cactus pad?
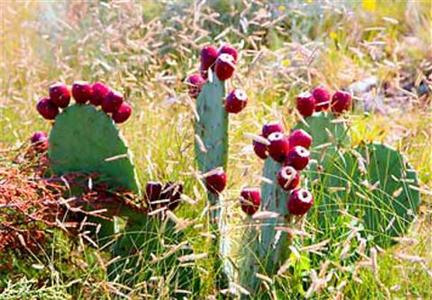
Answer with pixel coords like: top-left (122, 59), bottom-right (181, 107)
top-left (48, 104), bottom-right (141, 194)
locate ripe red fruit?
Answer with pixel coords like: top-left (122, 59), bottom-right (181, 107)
top-left (331, 90), bottom-right (352, 114)
top-left (218, 44), bottom-right (238, 62)
top-left (296, 92), bottom-right (315, 117)
top-left (145, 181), bottom-right (162, 200)
top-left (204, 168), bottom-right (227, 194)
top-left (36, 97), bottom-right (59, 120)
top-left (215, 53), bottom-right (236, 81)
top-left (267, 132), bottom-right (290, 163)
top-left (30, 131), bottom-right (48, 152)
top-left (31, 131), bottom-right (47, 144)
top-left (288, 129), bottom-right (312, 149)
top-left (102, 90), bottom-right (124, 113)
top-left (91, 82), bottom-right (111, 106)
top-left (186, 73), bottom-right (206, 98)
top-left (287, 188), bottom-right (314, 215)
top-left (312, 86), bottom-right (331, 111)
top-left (72, 81), bottom-right (93, 104)
top-left (49, 82), bottom-right (70, 108)
top-left (200, 45), bottom-right (218, 79)
top-left (225, 89), bottom-right (247, 113)
top-left (277, 166), bottom-right (300, 191)
top-left (161, 182), bottom-right (183, 211)
top-left (285, 146), bottom-right (310, 170)
top-left (262, 121), bottom-right (284, 138)
top-left (112, 102), bottom-right (132, 124)
top-left (253, 136), bottom-right (268, 160)
top-left (240, 187), bottom-right (261, 216)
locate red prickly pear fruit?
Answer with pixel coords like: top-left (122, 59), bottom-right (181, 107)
top-left (267, 132), bottom-right (290, 163)
top-left (186, 73), bottom-right (206, 98)
top-left (91, 82), bottom-right (111, 106)
top-left (240, 187), bottom-right (261, 216)
top-left (285, 146), bottom-right (310, 170)
top-left (215, 53), bottom-right (236, 81)
top-left (72, 81), bottom-right (93, 104)
top-left (253, 135), bottom-right (269, 160)
top-left (204, 168), bottom-right (227, 194)
top-left (287, 188), bottom-right (314, 215)
top-left (145, 181), bottom-right (163, 210)
top-left (225, 89), bottom-right (247, 113)
top-left (262, 121), bottom-right (284, 138)
top-left (112, 102), bottom-right (132, 124)
top-left (277, 166), bottom-right (300, 191)
top-left (296, 92), bottom-right (315, 117)
top-left (161, 182), bottom-right (183, 211)
top-left (218, 44), bottom-right (238, 63)
top-left (49, 82), bottom-right (70, 108)
top-left (312, 86), bottom-right (331, 111)
top-left (331, 90), bottom-right (352, 114)
top-left (288, 129), bottom-right (312, 149)
top-left (102, 90), bottom-right (124, 113)
top-left (36, 97), bottom-right (59, 120)
top-left (30, 131), bottom-right (47, 144)
top-left (145, 181), bottom-right (162, 201)
top-left (30, 131), bottom-right (48, 151)
top-left (200, 45), bottom-right (218, 78)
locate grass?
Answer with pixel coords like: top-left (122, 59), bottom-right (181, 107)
top-left (0, 0), bottom-right (431, 299)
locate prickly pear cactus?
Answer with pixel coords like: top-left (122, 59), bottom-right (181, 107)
top-left (194, 76), bottom-right (233, 285)
top-left (49, 104), bottom-right (141, 194)
top-left (194, 76), bottom-right (228, 186)
top-left (294, 112), bottom-right (350, 161)
top-left (240, 158), bottom-right (291, 293)
top-left (310, 142), bottom-right (420, 249)
top-left (354, 143), bottom-right (420, 247)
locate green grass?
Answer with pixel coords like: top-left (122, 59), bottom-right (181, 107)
top-left (0, 0), bottom-right (431, 299)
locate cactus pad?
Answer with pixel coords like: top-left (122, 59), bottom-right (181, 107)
top-left (354, 143), bottom-right (420, 247)
top-left (310, 143), bottom-right (420, 249)
top-left (294, 112), bottom-right (350, 162)
top-left (48, 104), bottom-right (140, 194)
top-left (194, 76), bottom-right (228, 173)
top-left (240, 158), bottom-right (291, 293)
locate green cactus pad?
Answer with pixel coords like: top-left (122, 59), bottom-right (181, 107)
top-left (194, 76), bottom-right (228, 173)
top-left (293, 112), bottom-right (350, 162)
top-left (48, 104), bottom-right (141, 194)
top-left (354, 143), bottom-right (420, 247)
top-left (194, 76), bottom-right (232, 286)
top-left (310, 143), bottom-right (420, 249)
top-left (240, 158), bottom-right (291, 293)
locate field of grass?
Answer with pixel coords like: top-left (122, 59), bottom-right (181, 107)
top-left (0, 1), bottom-right (431, 299)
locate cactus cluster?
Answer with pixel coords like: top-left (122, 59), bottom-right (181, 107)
top-left (292, 86), bottom-right (421, 253)
top-left (190, 43), bottom-right (247, 285)
top-left (238, 123), bottom-right (314, 294)
top-left (29, 70), bottom-right (420, 297)
top-left (34, 82), bottom-right (197, 297)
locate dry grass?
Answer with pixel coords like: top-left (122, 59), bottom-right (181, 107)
top-left (0, 0), bottom-right (431, 299)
